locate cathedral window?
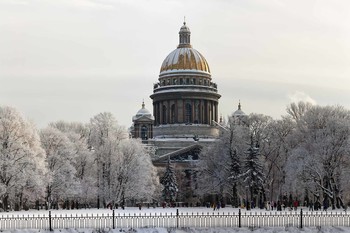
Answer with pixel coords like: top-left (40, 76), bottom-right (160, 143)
top-left (156, 104), bottom-right (161, 125)
top-left (141, 125), bottom-right (148, 140)
top-left (194, 103), bottom-right (200, 124)
top-left (171, 104), bottom-right (176, 123)
top-left (162, 105), bottom-right (167, 124)
top-left (185, 103), bottom-right (192, 123)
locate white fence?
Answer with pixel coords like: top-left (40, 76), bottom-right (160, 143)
top-left (1, 209), bottom-right (350, 230)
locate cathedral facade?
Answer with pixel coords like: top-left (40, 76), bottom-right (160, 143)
top-left (131, 22), bottom-right (223, 203)
top-left (132, 21), bottom-right (221, 157)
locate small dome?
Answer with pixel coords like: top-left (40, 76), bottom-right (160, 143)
top-left (232, 101), bottom-right (246, 116)
top-left (136, 108), bottom-right (151, 116)
top-left (136, 102), bottom-right (152, 117)
top-left (179, 22), bottom-right (190, 33)
top-left (133, 101), bottom-right (154, 122)
top-left (233, 109), bottom-right (245, 116)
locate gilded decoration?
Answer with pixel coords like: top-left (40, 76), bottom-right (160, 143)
top-left (160, 48), bottom-right (210, 73)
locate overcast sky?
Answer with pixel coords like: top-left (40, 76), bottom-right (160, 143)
top-left (1, 0), bottom-right (349, 128)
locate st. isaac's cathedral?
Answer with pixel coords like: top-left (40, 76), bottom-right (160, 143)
top-left (131, 22), bottom-right (245, 203)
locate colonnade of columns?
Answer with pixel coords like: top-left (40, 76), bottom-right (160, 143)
top-left (153, 99), bottom-right (218, 126)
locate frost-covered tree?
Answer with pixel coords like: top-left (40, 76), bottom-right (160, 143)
top-left (227, 119), bottom-right (250, 207)
top-left (285, 105), bottom-right (350, 209)
top-left (246, 113), bottom-right (273, 146)
top-left (40, 127), bottom-right (80, 209)
top-left (197, 139), bottom-right (230, 202)
top-left (261, 117), bottom-right (296, 201)
top-left (111, 138), bottom-right (159, 205)
top-left (229, 148), bottom-right (241, 207)
top-left (286, 101), bottom-right (313, 121)
top-left (89, 112), bottom-right (158, 207)
top-left (89, 112), bottom-right (127, 207)
top-left (240, 138), bottom-right (265, 209)
top-left (49, 121), bottom-right (96, 207)
top-left (198, 114), bottom-right (263, 206)
top-left (0, 106), bottom-right (47, 211)
top-left (160, 157), bottom-right (178, 203)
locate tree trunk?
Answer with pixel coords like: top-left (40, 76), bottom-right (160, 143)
top-left (3, 195), bottom-right (9, 211)
top-left (232, 184), bottom-right (239, 208)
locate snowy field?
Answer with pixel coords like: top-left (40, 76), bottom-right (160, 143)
top-left (2, 226), bottom-right (350, 233)
top-left (1, 206), bottom-right (349, 216)
top-left (2, 207), bottom-right (350, 232)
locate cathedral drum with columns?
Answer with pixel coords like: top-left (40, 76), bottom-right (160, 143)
top-left (150, 22), bottom-right (221, 144)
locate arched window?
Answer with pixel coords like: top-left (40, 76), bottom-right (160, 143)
top-left (141, 125), bottom-right (148, 140)
top-left (162, 105), bottom-right (167, 124)
top-left (194, 103), bottom-right (200, 124)
top-left (202, 104), bottom-right (207, 124)
top-left (156, 103), bottom-right (161, 125)
top-left (209, 104), bottom-right (212, 124)
top-left (171, 104), bottom-right (176, 124)
top-left (185, 103), bottom-right (192, 123)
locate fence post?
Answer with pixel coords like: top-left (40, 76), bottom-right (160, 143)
top-left (176, 209), bottom-right (179, 228)
top-left (238, 209), bottom-right (241, 228)
top-left (300, 209), bottom-right (303, 229)
top-left (49, 210), bottom-right (52, 231)
top-left (113, 209), bottom-right (115, 229)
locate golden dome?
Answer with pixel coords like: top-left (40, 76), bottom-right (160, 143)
top-left (159, 22), bottom-right (210, 75)
top-left (160, 48), bottom-right (210, 74)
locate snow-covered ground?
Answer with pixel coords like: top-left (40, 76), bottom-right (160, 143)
top-left (1, 207), bottom-right (350, 233)
top-left (1, 206), bottom-right (349, 216)
top-left (2, 226), bottom-right (350, 233)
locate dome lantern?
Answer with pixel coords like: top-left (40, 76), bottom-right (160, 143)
top-left (178, 21), bottom-right (192, 48)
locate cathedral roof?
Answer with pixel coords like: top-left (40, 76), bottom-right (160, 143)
top-left (159, 22), bottom-right (210, 76)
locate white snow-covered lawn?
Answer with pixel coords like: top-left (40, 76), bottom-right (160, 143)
top-left (1, 207), bottom-right (350, 233)
top-left (1, 206), bottom-right (348, 216)
top-left (1, 226), bottom-right (350, 233)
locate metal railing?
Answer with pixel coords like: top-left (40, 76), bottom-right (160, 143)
top-left (1, 209), bottom-right (350, 230)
